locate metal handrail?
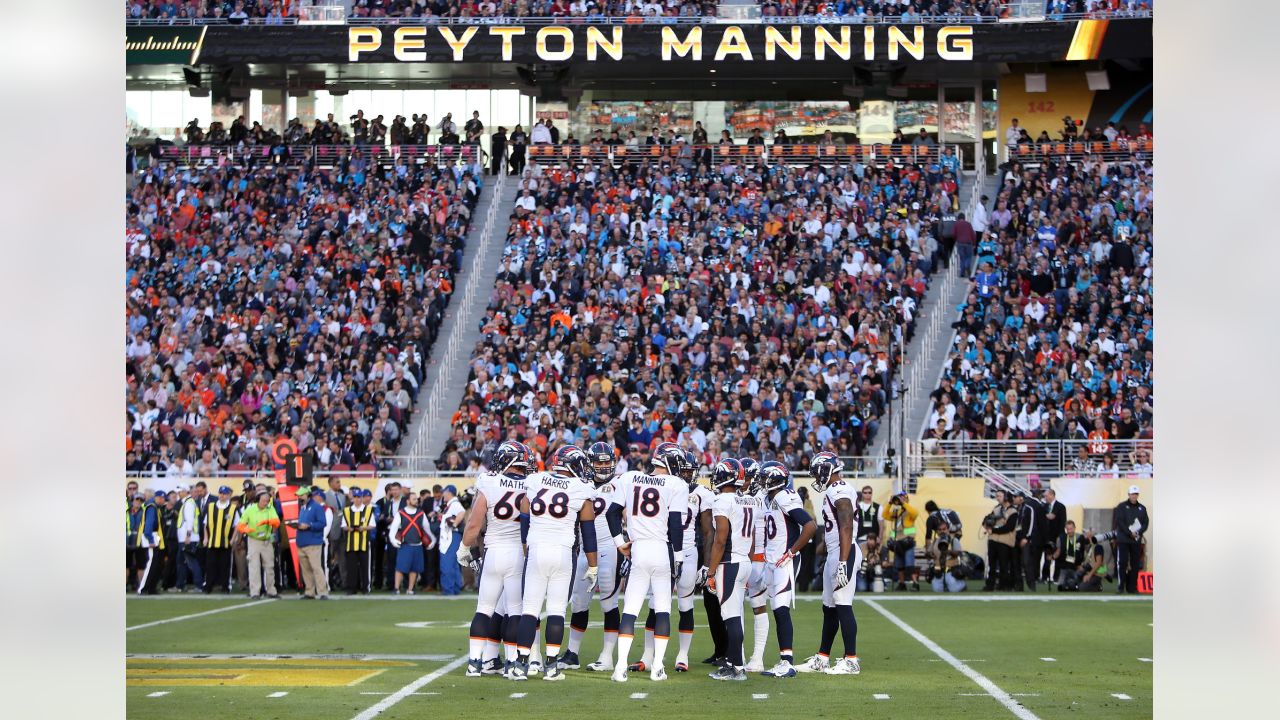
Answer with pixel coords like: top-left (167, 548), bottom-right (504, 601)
top-left (124, 11), bottom-right (1152, 27)
top-left (405, 171), bottom-right (508, 472)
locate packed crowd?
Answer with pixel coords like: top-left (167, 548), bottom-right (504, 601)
top-left (126, 0), bottom-right (720, 20)
top-left (432, 140), bottom-right (972, 474)
top-left (125, 135), bottom-right (484, 480)
top-left (923, 156), bottom-right (1154, 471)
top-left (757, 0), bottom-right (1150, 20)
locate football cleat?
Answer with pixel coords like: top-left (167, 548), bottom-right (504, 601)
top-left (508, 662), bottom-right (528, 681)
top-left (674, 662), bottom-right (689, 673)
top-left (527, 659), bottom-right (543, 676)
top-left (824, 657), bottom-right (861, 675)
top-left (650, 666), bottom-right (667, 682)
top-left (481, 658), bottom-right (504, 675)
top-left (701, 655), bottom-right (722, 665)
top-left (543, 664), bottom-right (565, 682)
top-left (611, 667), bottom-right (628, 683)
top-left (627, 660), bottom-right (647, 672)
top-left (795, 654), bottom-right (830, 673)
top-left (709, 666), bottom-right (748, 682)
top-left (586, 660), bottom-right (613, 672)
top-left (744, 659), bottom-right (765, 673)
top-left (557, 651), bottom-right (580, 670)
top-left (762, 660), bottom-right (797, 678)
top-left (465, 659), bottom-right (484, 677)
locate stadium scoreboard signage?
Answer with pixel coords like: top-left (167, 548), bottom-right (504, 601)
top-left (126, 20), bottom-right (1150, 66)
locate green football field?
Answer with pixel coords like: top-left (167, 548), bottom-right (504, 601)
top-left (126, 592), bottom-right (1152, 720)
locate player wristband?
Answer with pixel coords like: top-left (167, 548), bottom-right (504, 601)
top-left (613, 534), bottom-right (627, 548)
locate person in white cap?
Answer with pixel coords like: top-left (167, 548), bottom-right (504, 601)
top-left (1110, 485), bottom-right (1150, 594)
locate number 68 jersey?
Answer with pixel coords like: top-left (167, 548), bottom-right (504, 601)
top-left (613, 470), bottom-right (689, 543)
top-left (473, 471), bottom-right (527, 548)
top-left (525, 470), bottom-right (597, 548)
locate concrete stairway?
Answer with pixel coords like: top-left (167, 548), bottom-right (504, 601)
top-left (399, 173), bottom-right (519, 472)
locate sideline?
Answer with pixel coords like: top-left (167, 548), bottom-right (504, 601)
top-left (866, 599), bottom-right (1042, 720)
top-left (126, 598), bottom-right (276, 631)
top-left (350, 656), bottom-right (468, 720)
top-left (128, 593), bottom-right (1152, 603)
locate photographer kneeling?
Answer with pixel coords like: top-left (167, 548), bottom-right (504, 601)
top-left (856, 534), bottom-right (888, 592)
top-left (1060, 528), bottom-right (1109, 592)
top-left (926, 521), bottom-right (967, 592)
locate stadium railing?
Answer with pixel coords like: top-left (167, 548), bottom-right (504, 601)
top-left (528, 141), bottom-right (967, 166)
top-left (124, 12), bottom-right (1151, 27)
top-left (151, 143), bottom-right (480, 168)
top-left (910, 438), bottom-right (1152, 478)
top-left (1006, 138), bottom-right (1154, 163)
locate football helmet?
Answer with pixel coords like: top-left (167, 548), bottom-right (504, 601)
top-left (587, 441), bottom-right (617, 485)
top-left (760, 460), bottom-right (792, 494)
top-left (551, 445), bottom-right (592, 483)
top-left (739, 457), bottom-right (761, 495)
top-left (681, 449), bottom-right (701, 490)
top-left (494, 440), bottom-right (531, 478)
top-left (651, 441), bottom-right (685, 476)
top-left (711, 458), bottom-right (744, 491)
top-left (809, 451), bottom-right (843, 491)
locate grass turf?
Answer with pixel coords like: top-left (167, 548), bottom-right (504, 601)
top-left (127, 594), bottom-right (1151, 720)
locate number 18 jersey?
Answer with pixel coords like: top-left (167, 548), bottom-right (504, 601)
top-left (473, 471), bottom-right (527, 547)
top-left (524, 471), bottom-right (595, 548)
top-left (614, 470), bottom-right (689, 544)
top-left (820, 481), bottom-right (859, 551)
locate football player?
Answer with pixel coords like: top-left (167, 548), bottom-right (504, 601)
top-left (796, 452), bottom-right (862, 675)
top-left (510, 445), bottom-right (599, 681)
top-left (739, 457), bottom-right (771, 672)
top-left (564, 442), bottom-right (625, 672)
top-left (606, 442), bottom-right (689, 682)
top-left (705, 458), bottom-right (753, 682)
top-left (757, 461), bottom-right (816, 678)
top-left (460, 440), bottom-right (531, 678)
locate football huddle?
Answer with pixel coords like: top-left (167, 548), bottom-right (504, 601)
top-left (457, 440), bottom-right (861, 682)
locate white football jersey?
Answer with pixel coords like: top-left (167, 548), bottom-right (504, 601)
top-left (473, 471), bottom-right (527, 547)
top-left (614, 470), bottom-right (689, 544)
top-left (764, 489), bottom-right (805, 563)
top-left (682, 484), bottom-right (716, 551)
top-left (589, 477), bottom-right (622, 542)
top-left (524, 471), bottom-right (596, 548)
top-left (712, 491), bottom-right (757, 563)
top-left (749, 490), bottom-right (767, 557)
top-left (820, 481), bottom-right (859, 551)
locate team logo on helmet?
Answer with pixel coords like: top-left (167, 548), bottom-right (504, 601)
top-left (759, 460), bottom-right (792, 493)
top-left (681, 449), bottom-right (700, 489)
top-left (712, 458), bottom-right (745, 491)
top-left (809, 451), bottom-right (843, 491)
top-left (587, 441), bottom-right (617, 485)
top-left (551, 445), bottom-right (592, 483)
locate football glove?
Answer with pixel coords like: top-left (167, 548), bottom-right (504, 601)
top-left (835, 562), bottom-right (850, 589)
top-left (618, 557), bottom-right (632, 579)
top-left (695, 565), bottom-right (709, 591)
top-left (584, 565), bottom-right (599, 588)
top-left (775, 549), bottom-right (795, 568)
top-left (672, 561), bottom-right (683, 583)
top-left (456, 545), bottom-right (473, 567)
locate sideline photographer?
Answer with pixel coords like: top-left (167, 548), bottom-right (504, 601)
top-left (856, 534), bottom-right (889, 592)
top-left (1060, 527), bottom-right (1108, 591)
top-left (926, 518), bottom-right (967, 592)
top-left (882, 491), bottom-right (920, 591)
top-left (981, 489), bottom-right (1018, 591)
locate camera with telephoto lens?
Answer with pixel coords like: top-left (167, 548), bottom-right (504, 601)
top-left (1092, 530), bottom-right (1119, 543)
top-left (982, 511), bottom-right (1000, 529)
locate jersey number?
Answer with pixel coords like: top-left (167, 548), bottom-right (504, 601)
top-left (530, 489), bottom-right (570, 519)
top-left (823, 498), bottom-right (835, 532)
top-left (632, 487), bottom-right (661, 518)
top-left (683, 508), bottom-right (695, 530)
top-left (592, 497), bottom-right (607, 516)
top-left (766, 515), bottom-right (778, 541)
top-left (741, 508), bottom-right (754, 538)
top-left (493, 491), bottom-right (521, 521)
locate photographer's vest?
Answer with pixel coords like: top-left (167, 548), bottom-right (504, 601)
top-left (345, 505), bottom-right (375, 552)
top-left (888, 506), bottom-right (916, 540)
top-left (205, 502), bottom-right (235, 549)
top-left (126, 508), bottom-right (144, 549)
top-left (397, 509), bottom-right (428, 547)
top-left (855, 502), bottom-right (881, 540)
top-left (1063, 533), bottom-right (1080, 565)
top-left (144, 503), bottom-right (165, 550)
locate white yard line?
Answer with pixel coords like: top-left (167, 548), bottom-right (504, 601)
top-left (146, 692), bottom-right (169, 698)
top-left (752, 693), bottom-right (769, 700)
top-left (1040, 657), bottom-right (1057, 662)
top-left (866, 600), bottom-right (1042, 720)
top-left (1138, 657), bottom-right (1152, 663)
top-left (873, 693), bottom-right (891, 700)
top-left (349, 656), bottom-right (467, 720)
top-left (509, 693), bottom-right (527, 699)
top-left (629, 693), bottom-right (648, 699)
top-left (126, 599), bottom-right (276, 631)
top-left (267, 692), bottom-right (289, 698)
top-left (1112, 693), bottom-right (1133, 701)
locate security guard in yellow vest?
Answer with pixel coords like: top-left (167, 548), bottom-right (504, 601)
top-left (136, 492), bottom-right (167, 595)
top-left (342, 488), bottom-right (376, 594)
top-left (202, 485), bottom-right (236, 593)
